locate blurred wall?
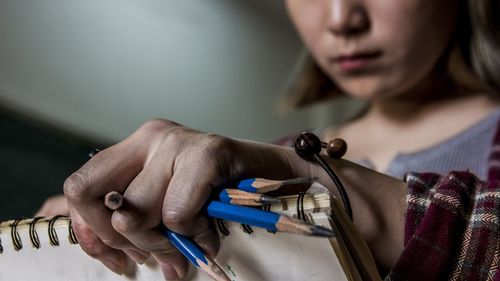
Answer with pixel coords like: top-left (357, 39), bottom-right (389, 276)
top-left (0, 0), bottom-right (364, 219)
top-left (0, 0), bottom-right (328, 143)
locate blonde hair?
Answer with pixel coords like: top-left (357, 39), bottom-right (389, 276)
top-left (284, 0), bottom-right (500, 109)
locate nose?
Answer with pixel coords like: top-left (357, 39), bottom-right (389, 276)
top-left (327, 0), bottom-right (369, 36)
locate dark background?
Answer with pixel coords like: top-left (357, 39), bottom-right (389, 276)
top-left (0, 107), bottom-right (105, 220)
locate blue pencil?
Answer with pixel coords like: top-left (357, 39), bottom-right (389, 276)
top-left (103, 191), bottom-right (230, 281)
top-left (164, 229), bottom-right (230, 281)
top-left (207, 201), bottom-right (334, 237)
top-left (236, 177), bottom-right (316, 193)
top-left (93, 151), bottom-right (230, 280)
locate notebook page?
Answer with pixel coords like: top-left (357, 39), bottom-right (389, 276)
top-left (0, 214), bottom-right (346, 280)
top-left (0, 219), bottom-right (157, 281)
top-left (204, 213), bottom-right (347, 281)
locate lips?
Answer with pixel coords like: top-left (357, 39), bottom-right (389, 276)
top-left (331, 51), bottom-right (382, 72)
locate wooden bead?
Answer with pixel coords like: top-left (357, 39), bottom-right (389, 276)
top-left (326, 138), bottom-right (347, 159)
top-left (294, 132), bottom-right (322, 159)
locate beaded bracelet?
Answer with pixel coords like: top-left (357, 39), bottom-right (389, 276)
top-left (294, 132), bottom-right (353, 220)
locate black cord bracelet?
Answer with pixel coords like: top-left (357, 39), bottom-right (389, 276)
top-left (294, 132), bottom-right (353, 220)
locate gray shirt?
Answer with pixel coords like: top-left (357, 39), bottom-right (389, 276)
top-left (356, 110), bottom-right (500, 181)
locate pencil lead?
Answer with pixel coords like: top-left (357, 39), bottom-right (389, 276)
top-left (275, 215), bottom-right (334, 237)
top-left (197, 257), bottom-right (231, 281)
top-left (259, 195), bottom-right (282, 204)
top-left (310, 225), bottom-right (335, 237)
top-left (280, 176), bottom-right (318, 186)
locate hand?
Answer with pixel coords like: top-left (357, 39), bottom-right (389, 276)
top-left (63, 119), bottom-right (300, 280)
top-left (35, 194), bottom-right (69, 217)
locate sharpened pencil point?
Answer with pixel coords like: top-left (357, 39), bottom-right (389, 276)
top-left (259, 195), bottom-right (282, 204)
top-left (197, 257), bottom-right (231, 281)
top-left (281, 176), bottom-right (318, 186)
top-left (311, 225), bottom-right (335, 237)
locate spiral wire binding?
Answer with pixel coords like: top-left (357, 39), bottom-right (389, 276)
top-left (305, 213), bottom-right (314, 225)
top-left (263, 204), bottom-right (271, 212)
top-left (48, 216), bottom-right (65, 246)
top-left (241, 224), bottom-right (254, 234)
top-left (216, 219), bottom-right (230, 236)
top-left (296, 192), bottom-right (306, 221)
top-left (68, 220), bottom-right (78, 244)
top-left (0, 216), bottom-right (77, 253)
top-left (11, 218), bottom-right (24, 251)
top-left (29, 217), bottom-right (43, 249)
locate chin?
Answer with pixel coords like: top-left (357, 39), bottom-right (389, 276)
top-left (335, 78), bottom-right (392, 101)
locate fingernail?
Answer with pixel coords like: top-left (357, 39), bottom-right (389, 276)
top-left (124, 249), bottom-right (148, 265)
top-left (160, 263), bottom-right (180, 281)
top-left (101, 258), bottom-right (124, 275)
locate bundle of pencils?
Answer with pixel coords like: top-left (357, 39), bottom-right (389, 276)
top-left (103, 176), bottom-right (330, 281)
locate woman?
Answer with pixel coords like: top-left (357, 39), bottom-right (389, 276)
top-left (56, 0), bottom-right (500, 280)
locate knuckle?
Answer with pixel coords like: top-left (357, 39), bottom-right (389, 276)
top-left (162, 127), bottom-right (185, 148)
top-left (198, 134), bottom-right (237, 176)
top-left (63, 170), bottom-right (90, 203)
top-left (140, 119), bottom-right (180, 135)
top-left (199, 134), bottom-right (234, 157)
top-left (111, 212), bottom-right (143, 235)
top-left (162, 207), bottom-right (189, 231)
top-left (203, 133), bottom-right (227, 147)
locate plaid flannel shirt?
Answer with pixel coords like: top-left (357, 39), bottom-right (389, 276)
top-left (276, 126), bottom-right (500, 280)
top-left (386, 125), bottom-right (500, 281)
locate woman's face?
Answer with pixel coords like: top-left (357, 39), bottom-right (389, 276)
top-left (286, 0), bottom-right (457, 100)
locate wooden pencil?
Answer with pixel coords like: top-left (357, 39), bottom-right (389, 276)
top-left (103, 192), bottom-right (230, 281)
top-left (219, 189), bottom-right (281, 206)
top-left (236, 177), bottom-right (317, 193)
top-left (93, 150), bottom-right (229, 280)
top-left (207, 201), bottom-right (334, 237)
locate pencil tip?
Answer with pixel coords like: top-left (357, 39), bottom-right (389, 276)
top-left (310, 225), bottom-right (335, 237)
top-left (259, 195), bottom-right (282, 204)
top-left (198, 256), bottom-right (231, 281)
top-left (282, 176), bottom-right (318, 186)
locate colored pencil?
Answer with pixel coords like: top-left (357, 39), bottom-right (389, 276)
top-left (236, 177), bottom-right (316, 193)
top-left (92, 150), bottom-right (230, 280)
top-left (103, 192), bottom-right (230, 281)
top-left (218, 189), bottom-right (281, 206)
top-left (206, 201), bottom-right (334, 237)
top-left (164, 230), bottom-right (229, 281)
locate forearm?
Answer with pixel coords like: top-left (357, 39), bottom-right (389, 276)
top-left (233, 140), bottom-right (407, 271)
top-left (319, 158), bottom-right (406, 272)
top-left (263, 143), bottom-right (406, 272)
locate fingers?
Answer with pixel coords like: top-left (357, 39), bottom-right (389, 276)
top-left (64, 120), bottom-right (234, 281)
top-left (64, 143), bottom-right (153, 273)
top-left (64, 120), bottom-right (182, 250)
top-left (64, 142), bottom-right (144, 201)
top-left (162, 149), bottom-right (223, 257)
top-left (110, 151), bottom-right (189, 278)
top-left (69, 207), bottom-right (128, 275)
top-left (35, 194), bottom-right (69, 217)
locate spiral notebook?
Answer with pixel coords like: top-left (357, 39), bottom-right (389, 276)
top-left (0, 184), bottom-right (380, 281)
